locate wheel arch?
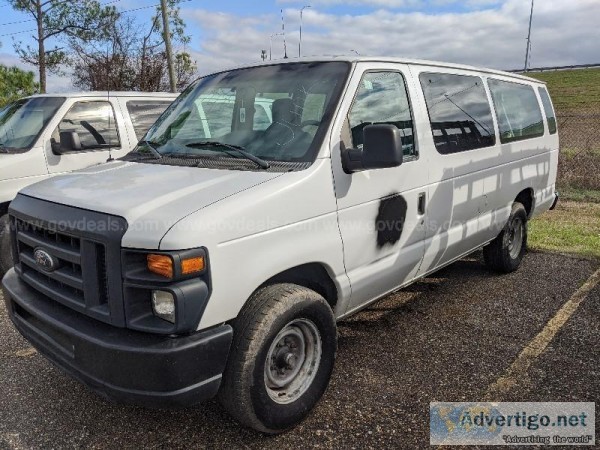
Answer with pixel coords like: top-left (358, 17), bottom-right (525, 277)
top-left (256, 262), bottom-right (339, 312)
top-left (515, 188), bottom-right (535, 219)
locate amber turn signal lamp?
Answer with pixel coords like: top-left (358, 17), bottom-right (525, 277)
top-left (181, 256), bottom-right (205, 275)
top-left (147, 254), bottom-right (173, 278)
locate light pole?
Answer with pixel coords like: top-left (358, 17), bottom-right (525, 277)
top-left (524, 0), bottom-right (534, 71)
top-left (299, 5), bottom-right (311, 58)
top-left (281, 9), bottom-right (288, 59)
top-left (270, 32), bottom-right (283, 60)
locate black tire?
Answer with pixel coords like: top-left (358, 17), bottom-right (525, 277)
top-left (0, 214), bottom-right (13, 279)
top-left (218, 283), bottom-right (337, 434)
top-left (483, 202), bottom-right (528, 273)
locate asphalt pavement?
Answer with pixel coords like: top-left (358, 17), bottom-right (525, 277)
top-left (0, 250), bottom-right (598, 449)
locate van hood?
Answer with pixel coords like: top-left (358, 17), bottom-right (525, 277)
top-left (20, 161), bottom-right (284, 245)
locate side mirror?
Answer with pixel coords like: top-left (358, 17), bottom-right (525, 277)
top-left (52, 131), bottom-right (82, 154)
top-left (342, 124), bottom-right (403, 173)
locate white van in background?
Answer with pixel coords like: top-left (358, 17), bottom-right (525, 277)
top-left (2, 58), bottom-right (559, 433)
top-left (0, 92), bottom-right (177, 275)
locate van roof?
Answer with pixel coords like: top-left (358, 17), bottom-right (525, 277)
top-left (217, 56), bottom-right (545, 85)
top-left (26, 91), bottom-right (179, 99)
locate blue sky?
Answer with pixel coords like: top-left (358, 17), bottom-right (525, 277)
top-left (0, 0), bottom-right (597, 92)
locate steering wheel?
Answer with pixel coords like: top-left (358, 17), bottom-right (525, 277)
top-left (300, 120), bottom-right (321, 130)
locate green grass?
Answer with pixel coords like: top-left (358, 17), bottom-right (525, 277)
top-left (558, 187), bottom-right (600, 203)
top-left (526, 68), bottom-right (600, 111)
top-left (560, 147), bottom-right (600, 159)
top-left (529, 200), bottom-right (600, 259)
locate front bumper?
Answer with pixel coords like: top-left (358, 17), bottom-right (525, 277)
top-left (2, 269), bottom-right (233, 408)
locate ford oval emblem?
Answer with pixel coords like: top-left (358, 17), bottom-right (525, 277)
top-left (33, 247), bottom-right (60, 272)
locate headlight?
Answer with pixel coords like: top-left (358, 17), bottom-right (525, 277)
top-left (122, 247), bottom-right (210, 334)
top-left (152, 290), bottom-right (176, 323)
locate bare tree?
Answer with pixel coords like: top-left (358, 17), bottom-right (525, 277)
top-left (70, 0), bottom-right (196, 92)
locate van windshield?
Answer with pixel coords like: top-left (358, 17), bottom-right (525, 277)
top-left (131, 62), bottom-right (350, 170)
top-left (0, 97), bottom-right (65, 153)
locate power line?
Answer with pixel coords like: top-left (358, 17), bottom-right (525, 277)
top-left (0, 29), bottom-right (34, 38)
top-left (0, 18), bottom-right (34, 27)
top-left (0, 0), bottom-right (156, 28)
top-left (0, 0), bottom-right (183, 38)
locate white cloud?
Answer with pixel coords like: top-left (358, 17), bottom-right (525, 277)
top-left (0, 52), bottom-right (30, 71)
top-left (278, 0), bottom-right (504, 10)
top-left (278, 0), bottom-right (421, 7)
top-left (185, 0), bottom-right (600, 77)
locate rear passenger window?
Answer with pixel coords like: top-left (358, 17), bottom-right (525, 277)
top-left (348, 71), bottom-right (416, 158)
top-left (126, 100), bottom-right (173, 140)
top-left (488, 79), bottom-right (544, 143)
top-left (419, 73), bottom-right (495, 154)
top-left (538, 87), bottom-right (557, 134)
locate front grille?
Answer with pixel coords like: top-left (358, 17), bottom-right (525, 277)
top-left (15, 219), bottom-right (110, 320)
top-left (9, 195), bottom-right (128, 327)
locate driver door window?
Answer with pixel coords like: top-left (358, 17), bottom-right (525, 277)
top-left (348, 71), bottom-right (417, 158)
top-left (52, 101), bottom-right (120, 151)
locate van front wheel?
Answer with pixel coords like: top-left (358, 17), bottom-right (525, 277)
top-left (0, 214), bottom-right (13, 278)
top-left (483, 202), bottom-right (528, 273)
top-left (218, 283), bottom-right (336, 434)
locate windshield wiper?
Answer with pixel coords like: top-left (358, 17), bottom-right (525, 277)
top-left (185, 141), bottom-right (270, 170)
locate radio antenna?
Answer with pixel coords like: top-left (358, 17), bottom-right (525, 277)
top-left (106, 40), bottom-right (114, 162)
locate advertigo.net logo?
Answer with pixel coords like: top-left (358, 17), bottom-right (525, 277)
top-left (430, 402), bottom-right (596, 446)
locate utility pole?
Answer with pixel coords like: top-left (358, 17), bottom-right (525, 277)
top-left (524, 0), bottom-right (534, 71)
top-left (299, 5), bottom-right (311, 58)
top-left (160, 0), bottom-right (177, 92)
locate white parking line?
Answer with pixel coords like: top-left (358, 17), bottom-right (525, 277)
top-left (485, 267), bottom-right (600, 400)
top-left (14, 347), bottom-right (37, 357)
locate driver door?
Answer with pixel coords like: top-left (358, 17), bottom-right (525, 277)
top-left (332, 64), bottom-right (428, 314)
top-left (46, 100), bottom-right (128, 174)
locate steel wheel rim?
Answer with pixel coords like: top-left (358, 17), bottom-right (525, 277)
top-left (507, 217), bottom-right (524, 259)
top-left (264, 318), bottom-right (322, 404)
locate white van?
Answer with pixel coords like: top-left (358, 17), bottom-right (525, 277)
top-left (2, 58), bottom-right (559, 433)
top-left (0, 92), bottom-right (177, 275)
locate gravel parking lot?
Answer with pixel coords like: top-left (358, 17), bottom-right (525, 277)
top-left (1, 250), bottom-right (598, 449)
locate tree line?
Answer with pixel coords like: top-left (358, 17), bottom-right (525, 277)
top-left (0, 0), bottom-right (197, 104)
